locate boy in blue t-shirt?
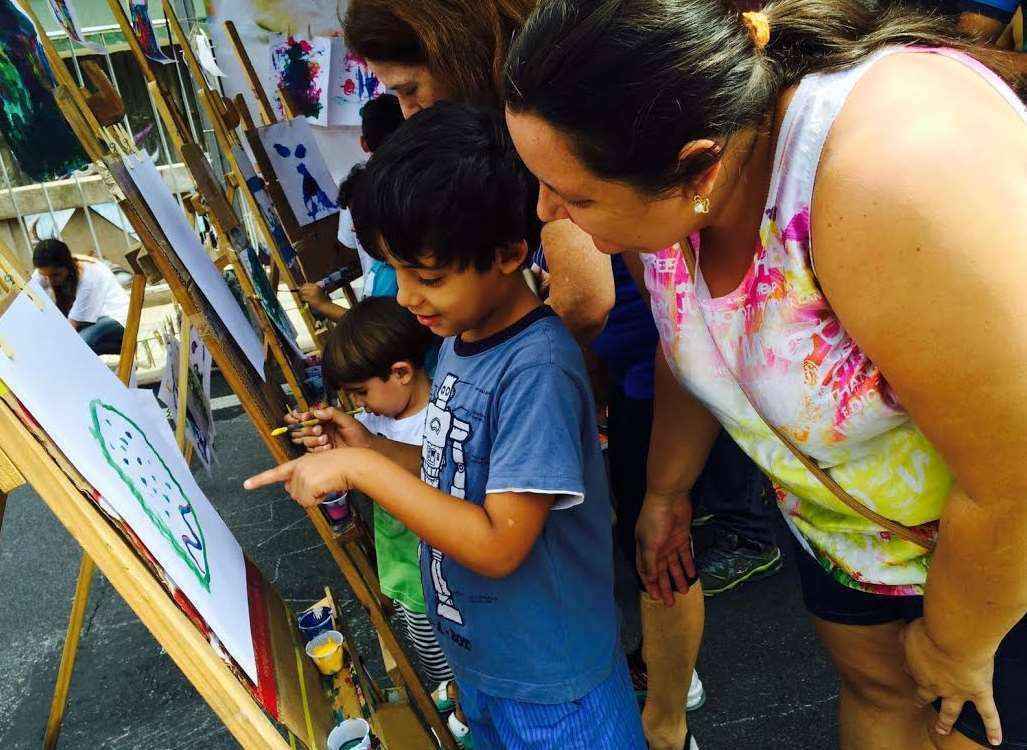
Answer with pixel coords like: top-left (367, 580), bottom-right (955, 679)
top-left (246, 103), bottom-right (644, 749)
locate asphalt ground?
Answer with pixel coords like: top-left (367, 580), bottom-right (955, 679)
top-left (0, 390), bottom-right (839, 749)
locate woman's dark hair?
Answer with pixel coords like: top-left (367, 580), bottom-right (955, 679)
top-left (323, 296), bottom-right (437, 388)
top-left (344, 0), bottom-right (536, 108)
top-left (32, 238), bottom-right (78, 315)
top-left (350, 102), bottom-right (533, 272)
top-left (360, 94), bottom-right (405, 151)
top-left (505, 0), bottom-right (1020, 196)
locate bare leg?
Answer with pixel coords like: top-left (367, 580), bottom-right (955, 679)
top-left (815, 618), bottom-right (980, 750)
top-left (641, 585), bottom-right (705, 750)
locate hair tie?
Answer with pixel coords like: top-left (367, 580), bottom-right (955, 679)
top-left (741, 11), bottom-right (771, 52)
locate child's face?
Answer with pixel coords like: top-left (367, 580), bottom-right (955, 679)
top-left (389, 245), bottom-right (527, 340)
top-left (343, 363), bottom-right (415, 418)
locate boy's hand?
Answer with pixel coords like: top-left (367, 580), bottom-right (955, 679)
top-left (244, 449), bottom-right (360, 507)
top-left (289, 407), bottom-right (373, 453)
top-left (298, 282), bottom-right (331, 309)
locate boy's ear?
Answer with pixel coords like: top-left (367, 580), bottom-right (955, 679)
top-left (359, 136), bottom-right (370, 154)
top-left (390, 361), bottom-right (415, 385)
top-left (496, 240), bottom-right (529, 276)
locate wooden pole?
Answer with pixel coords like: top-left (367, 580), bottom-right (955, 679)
top-left (43, 271), bottom-right (147, 749)
top-left (223, 20), bottom-right (277, 125)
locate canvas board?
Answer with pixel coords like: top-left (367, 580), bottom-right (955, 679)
top-left (0, 286), bottom-right (257, 681)
top-left (124, 154), bottom-right (267, 378)
top-left (256, 118), bottom-right (338, 227)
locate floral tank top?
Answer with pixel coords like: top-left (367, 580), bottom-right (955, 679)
top-left (642, 47), bottom-right (1027, 596)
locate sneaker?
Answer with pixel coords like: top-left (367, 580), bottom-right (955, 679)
top-left (448, 712), bottom-right (474, 750)
top-left (433, 680), bottom-right (455, 713)
top-left (686, 670), bottom-right (706, 712)
top-left (697, 533), bottom-right (782, 596)
top-left (684, 730), bottom-right (699, 750)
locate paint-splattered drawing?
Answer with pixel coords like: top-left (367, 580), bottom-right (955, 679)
top-left (269, 34), bottom-right (329, 127)
top-left (91, 400), bottom-right (211, 590)
top-left (0, 0), bottom-right (89, 181)
top-left (327, 43), bottom-right (383, 126)
top-left (232, 144), bottom-right (296, 265)
top-left (257, 118), bottom-right (338, 227)
top-left (129, 0), bottom-right (173, 65)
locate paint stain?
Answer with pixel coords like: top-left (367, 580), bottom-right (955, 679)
top-left (0, 0), bottom-right (88, 181)
top-left (272, 142), bottom-right (337, 221)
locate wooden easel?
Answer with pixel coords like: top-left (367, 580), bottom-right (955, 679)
top-left (24, 9), bottom-right (452, 747)
top-left (160, 1), bottom-right (330, 347)
top-left (0, 282), bottom-right (335, 749)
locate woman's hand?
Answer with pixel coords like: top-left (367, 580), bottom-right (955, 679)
top-left (636, 491), bottom-right (697, 606)
top-left (901, 617), bottom-right (1002, 746)
top-left (288, 407), bottom-right (373, 453)
top-left (244, 448), bottom-right (366, 507)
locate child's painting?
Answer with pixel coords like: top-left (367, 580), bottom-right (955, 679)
top-left (157, 321), bottom-right (216, 470)
top-left (129, 0), bottom-right (173, 65)
top-left (0, 0), bottom-right (89, 181)
top-left (231, 144), bottom-right (296, 266)
top-left (46, 0), bottom-right (102, 52)
top-left (123, 153), bottom-right (267, 378)
top-left (327, 41), bottom-right (383, 127)
top-left (269, 34), bottom-right (330, 127)
top-left (257, 118), bottom-right (339, 227)
top-left (0, 286), bottom-right (257, 681)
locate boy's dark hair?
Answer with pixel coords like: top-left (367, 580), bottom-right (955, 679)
top-left (323, 296), bottom-right (437, 388)
top-left (337, 163), bottom-right (365, 211)
top-left (350, 102), bottom-right (533, 272)
top-left (359, 94), bottom-right (404, 152)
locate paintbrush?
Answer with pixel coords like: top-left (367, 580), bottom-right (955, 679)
top-left (270, 408), bottom-right (364, 437)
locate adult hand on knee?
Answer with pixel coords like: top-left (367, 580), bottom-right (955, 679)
top-left (636, 491), bottom-right (697, 606)
top-left (900, 618), bottom-right (1002, 746)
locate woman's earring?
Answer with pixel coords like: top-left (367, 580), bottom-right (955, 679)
top-left (693, 195), bottom-right (711, 214)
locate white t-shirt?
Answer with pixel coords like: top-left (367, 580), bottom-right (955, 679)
top-left (356, 405), bottom-right (426, 447)
top-left (337, 207), bottom-right (377, 299)
top-left (33, 257), bottom-right (130, 325)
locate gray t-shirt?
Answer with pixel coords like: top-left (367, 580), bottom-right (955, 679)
top-left (419, 306), bottom-right (618, 703)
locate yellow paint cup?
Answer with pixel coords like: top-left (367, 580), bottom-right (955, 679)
top-left (305, 630), bottom-right (345, 675)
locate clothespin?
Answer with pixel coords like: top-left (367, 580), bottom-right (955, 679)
top-left (0, 337), bottom-right (14, 360)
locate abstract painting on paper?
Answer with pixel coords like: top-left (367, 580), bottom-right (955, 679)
top-left (46, 0), bottom-right (102, 52)
top-left (130, 0), bottom-right (173, 65)
top-left (269, 34), bottom-right (329, 127)
top-left (257, 118), bottom-right (338, 227)
top-left (231, 144), bottom-right (295, 265)
top-left (327, 41), bottom-right (383, 126)
top-left (0, 0), bottom-right (89, 181)
top-left (0, 286), bottom-right (256, 681)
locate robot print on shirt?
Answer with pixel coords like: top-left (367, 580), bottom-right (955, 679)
top-left (421, 374), bottom-right (470, 626)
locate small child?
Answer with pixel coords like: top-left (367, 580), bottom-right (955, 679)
top-left (247, 103), bottom-right (645, 749)
top-left (315, 296), bottom-right (454, 688)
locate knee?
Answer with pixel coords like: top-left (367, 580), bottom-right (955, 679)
top-left (837, 662), bottom-right (915, 712)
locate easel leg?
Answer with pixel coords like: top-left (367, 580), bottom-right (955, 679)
top-left (43, 555), bottom-right (96, 750)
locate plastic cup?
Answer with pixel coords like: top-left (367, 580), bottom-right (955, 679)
top-left (305, 630), bottom-right (345, 675)
top-left (320, 492), bottom-right (350, 524)
top-left (326, 718), bottom-right (371, 750)
top-left (297, 606), bottom-right (334, 644)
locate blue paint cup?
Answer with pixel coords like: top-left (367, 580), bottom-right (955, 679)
top-left (297, 605), bottom-right (334, 643)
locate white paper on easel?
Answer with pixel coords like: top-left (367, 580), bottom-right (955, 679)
top-left (0, 289), bottom-right (257, 682)
top-left (257, 118), bottom-right (339, 227)
top-left (123, 155), bottom-right (267, 379)
top-left (193, 28), bottom-right (227, 84)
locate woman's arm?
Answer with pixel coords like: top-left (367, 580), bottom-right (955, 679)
top-left (812, 52), bottom-right (1027, 743)
top-left (540, 219), bottom-right (615, 343)
top-left (636, 349), bottom-right (721, 604)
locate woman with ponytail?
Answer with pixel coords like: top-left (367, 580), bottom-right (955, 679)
top-left (506, 1), bottom-right (1026, 748)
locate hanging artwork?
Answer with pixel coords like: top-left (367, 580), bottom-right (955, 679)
top-left (193, 28), bottom-right (227, 86)
top-left (157, 320), bottom-right (216, 470)
top-left (231, 143), bottom-right (296, 266)
top-left (327, 41), bottom-right (383, 127)
top-left (257, 118), bottom-right (338, 227)
top-left (269, 33), bottom-right (330, 127)
top-left (0, 0), bottom-right (89, 181)
top-left (123, 153), bottom-right (267, 378)
top-left (0, 286), bottom-right (257, 681)
top-left (46, 0), bottom-right (102, 52)
top-left (129, 0), bottom-right (173, 65)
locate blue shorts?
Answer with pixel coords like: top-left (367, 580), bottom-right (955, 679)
top-left (458, 654), bottom-right (646, 750)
